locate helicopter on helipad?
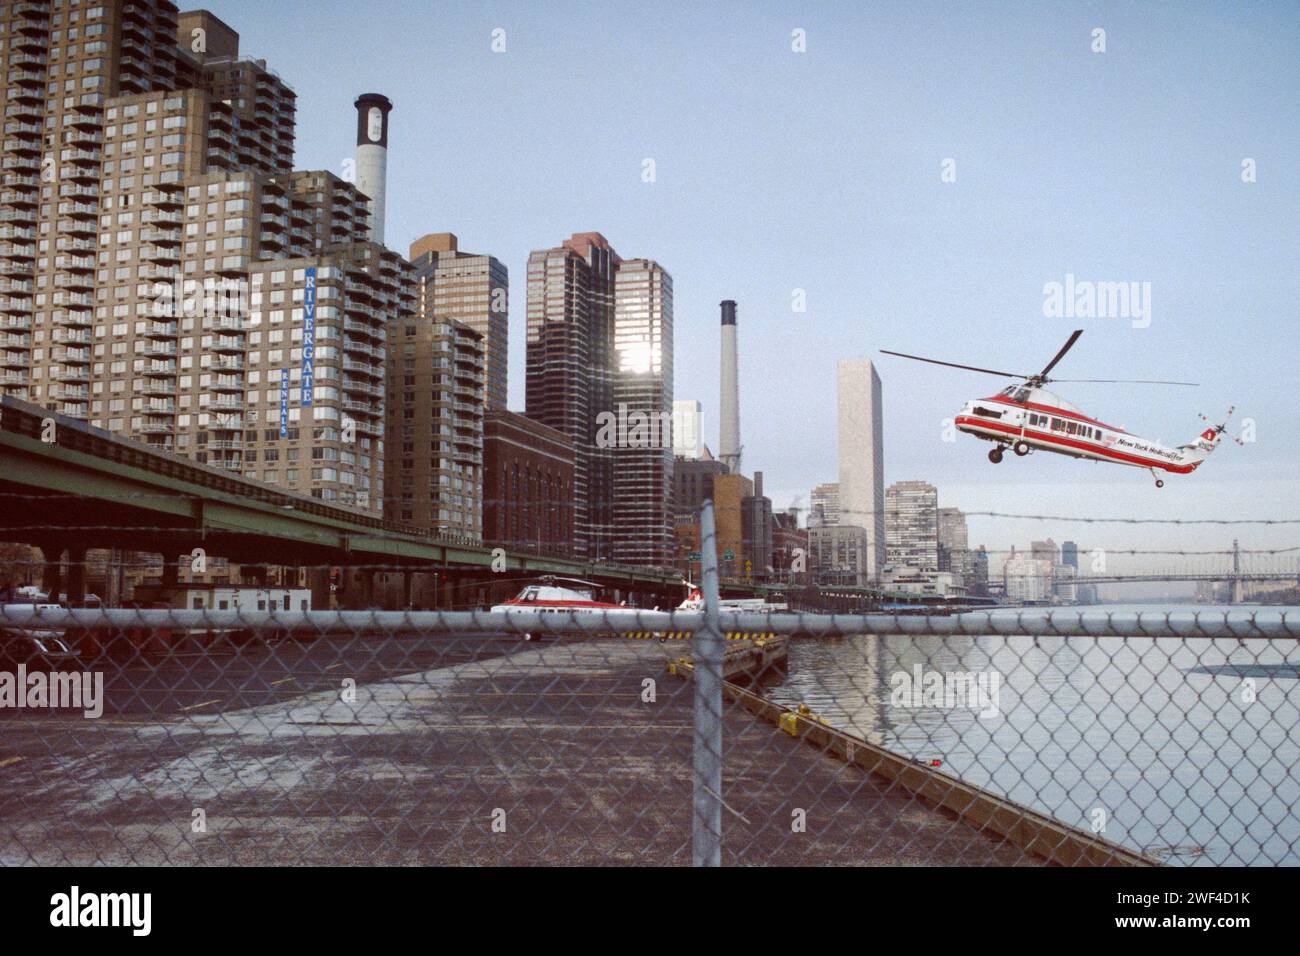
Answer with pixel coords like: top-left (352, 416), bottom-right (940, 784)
top-left (881, 329), bottom-right (1238, 488)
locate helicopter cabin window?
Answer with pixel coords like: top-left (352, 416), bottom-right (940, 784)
top-left (1051, 417), bottom-right (1066, 432)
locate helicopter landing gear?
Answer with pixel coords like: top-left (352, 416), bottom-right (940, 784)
top-left (1013, 440), bottom-right (1031, 457)
top-left (1149, 468), bottom-right (1164, 488)
top-left (988, 446), bottom-right (1004, 464)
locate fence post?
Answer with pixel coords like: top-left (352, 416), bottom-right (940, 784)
top-left (693, 499), bottom-right (724, 866)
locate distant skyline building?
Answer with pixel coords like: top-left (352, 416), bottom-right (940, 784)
top-left (885, 481), bottom-right (939, 571)
top-left (741, 471), bottom-right (774, 579)
top-left (673, 450), bottom-right (728, 523)
top-left (837, 360), bottom-right (885, 582)
top-left (673, 399), bottom-right (703, 459)
top-left (1005, 555), bottom-right (1054, 604)
top-left (809, 482), bottom-right (840, 528)
top-left (809, 525), bottom-right (868, 586)
top-left (1062, 541), bottom-right (1080, 569)
top-left (1031, 540), bottom-right (1061, 573)
top-left (937, 507), bottom-right (969, 575)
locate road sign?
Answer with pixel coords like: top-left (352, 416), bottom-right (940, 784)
top-left (723, 549), bottom-right (734, 561)
top-left (688, 551), bottom-right (702, 561)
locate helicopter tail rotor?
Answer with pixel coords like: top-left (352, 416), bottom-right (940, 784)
top-left (1199, 407), bottom-right (1244, 446)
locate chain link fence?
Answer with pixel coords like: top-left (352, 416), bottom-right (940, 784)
top-left (1, 537), bottom-right (1297, 866)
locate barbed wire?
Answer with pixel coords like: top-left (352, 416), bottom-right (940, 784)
top-left (2, 490), bottom-right (1298, 527)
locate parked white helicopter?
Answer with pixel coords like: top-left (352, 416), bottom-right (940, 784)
top-left (489, 576), bottom-right (642, 640)
top-left (881, 329), bottom-right (1238, 487)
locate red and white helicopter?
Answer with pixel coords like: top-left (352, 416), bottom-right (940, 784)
top-left (881, 329), bottom-right (1239, 487)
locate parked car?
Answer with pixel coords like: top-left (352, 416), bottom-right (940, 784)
top-left (0, 627), bottom-right (83, 671)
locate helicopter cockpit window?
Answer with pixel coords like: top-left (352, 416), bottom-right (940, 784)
top-left (999, 385), bottom-right (1031, 403)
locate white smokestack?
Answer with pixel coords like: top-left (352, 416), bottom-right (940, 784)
top-left (719, 299), bottom-right (741, 473)
top-left (354, 93), bottom-right (392, 245)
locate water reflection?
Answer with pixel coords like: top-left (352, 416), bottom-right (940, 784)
top-left (763, 610), bottom-right (1300, 866)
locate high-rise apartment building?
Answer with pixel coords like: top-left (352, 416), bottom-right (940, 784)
top-left (408, 232), bottom-right (507, 410)
top-left (885, 480), bottom-right (939, 571)
top-left (383, 297), bottom-right (483, 538)
top-left (837, 359), bottom-right (885, 582)
top-left (1, 4), bottom-right (414, 515)
top-left (244, 241), bottom-right (412, 512)
top-left (525, 232), bottom-right (672, 565)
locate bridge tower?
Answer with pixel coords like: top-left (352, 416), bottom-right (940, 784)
top-left (1230, 538), bottom-right (1244, 604)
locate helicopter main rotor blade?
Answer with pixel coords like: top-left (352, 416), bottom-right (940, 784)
top-left (1050, 378), bottom-right (1200, 386)
top-left (878, 350), bottom-right (1026, 378)
top-left (1038, 329), bottom-right (1084, 378)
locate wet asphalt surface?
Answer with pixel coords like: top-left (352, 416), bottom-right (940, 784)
top-left (0, 633), bottom-right (1041, 866)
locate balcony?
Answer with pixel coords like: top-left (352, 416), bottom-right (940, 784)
top-left (54, 273), bottom-right (93, 291)
top-left (140, 227), bottom-right (181, 246)
top-left (212, 335), bottom-right (244, 353)
top-left (0, 350), bottom-right (27, 369)
top-left (58, 218), bottom-right (97, 238)
top-left (54, 328), bottom-right (90, 345)
top-left (143, 189), bottom-right (184, 208)
top-left (53, 347), bottom-right (90, 365)
top-left (54, 367), bottom-right (89, 384)
top-left (143, 246), bottom-right (180, 264)
top-left (51, 291), bottom-right (92, 308)
top-left (143, 209), bottom-right (182, 226)
top-left (58, 309), bottom-right (93, 328)
top-left (142, 321), bottom-right (177, 339)
top-left (205, 316), bottom-right (243, 333)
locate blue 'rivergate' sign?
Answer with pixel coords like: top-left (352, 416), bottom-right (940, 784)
top-left (300, 266), bottom-right (316, 406)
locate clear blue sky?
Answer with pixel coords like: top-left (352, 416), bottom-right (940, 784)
top-left (212, 0), bottom-right (1300, 583)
